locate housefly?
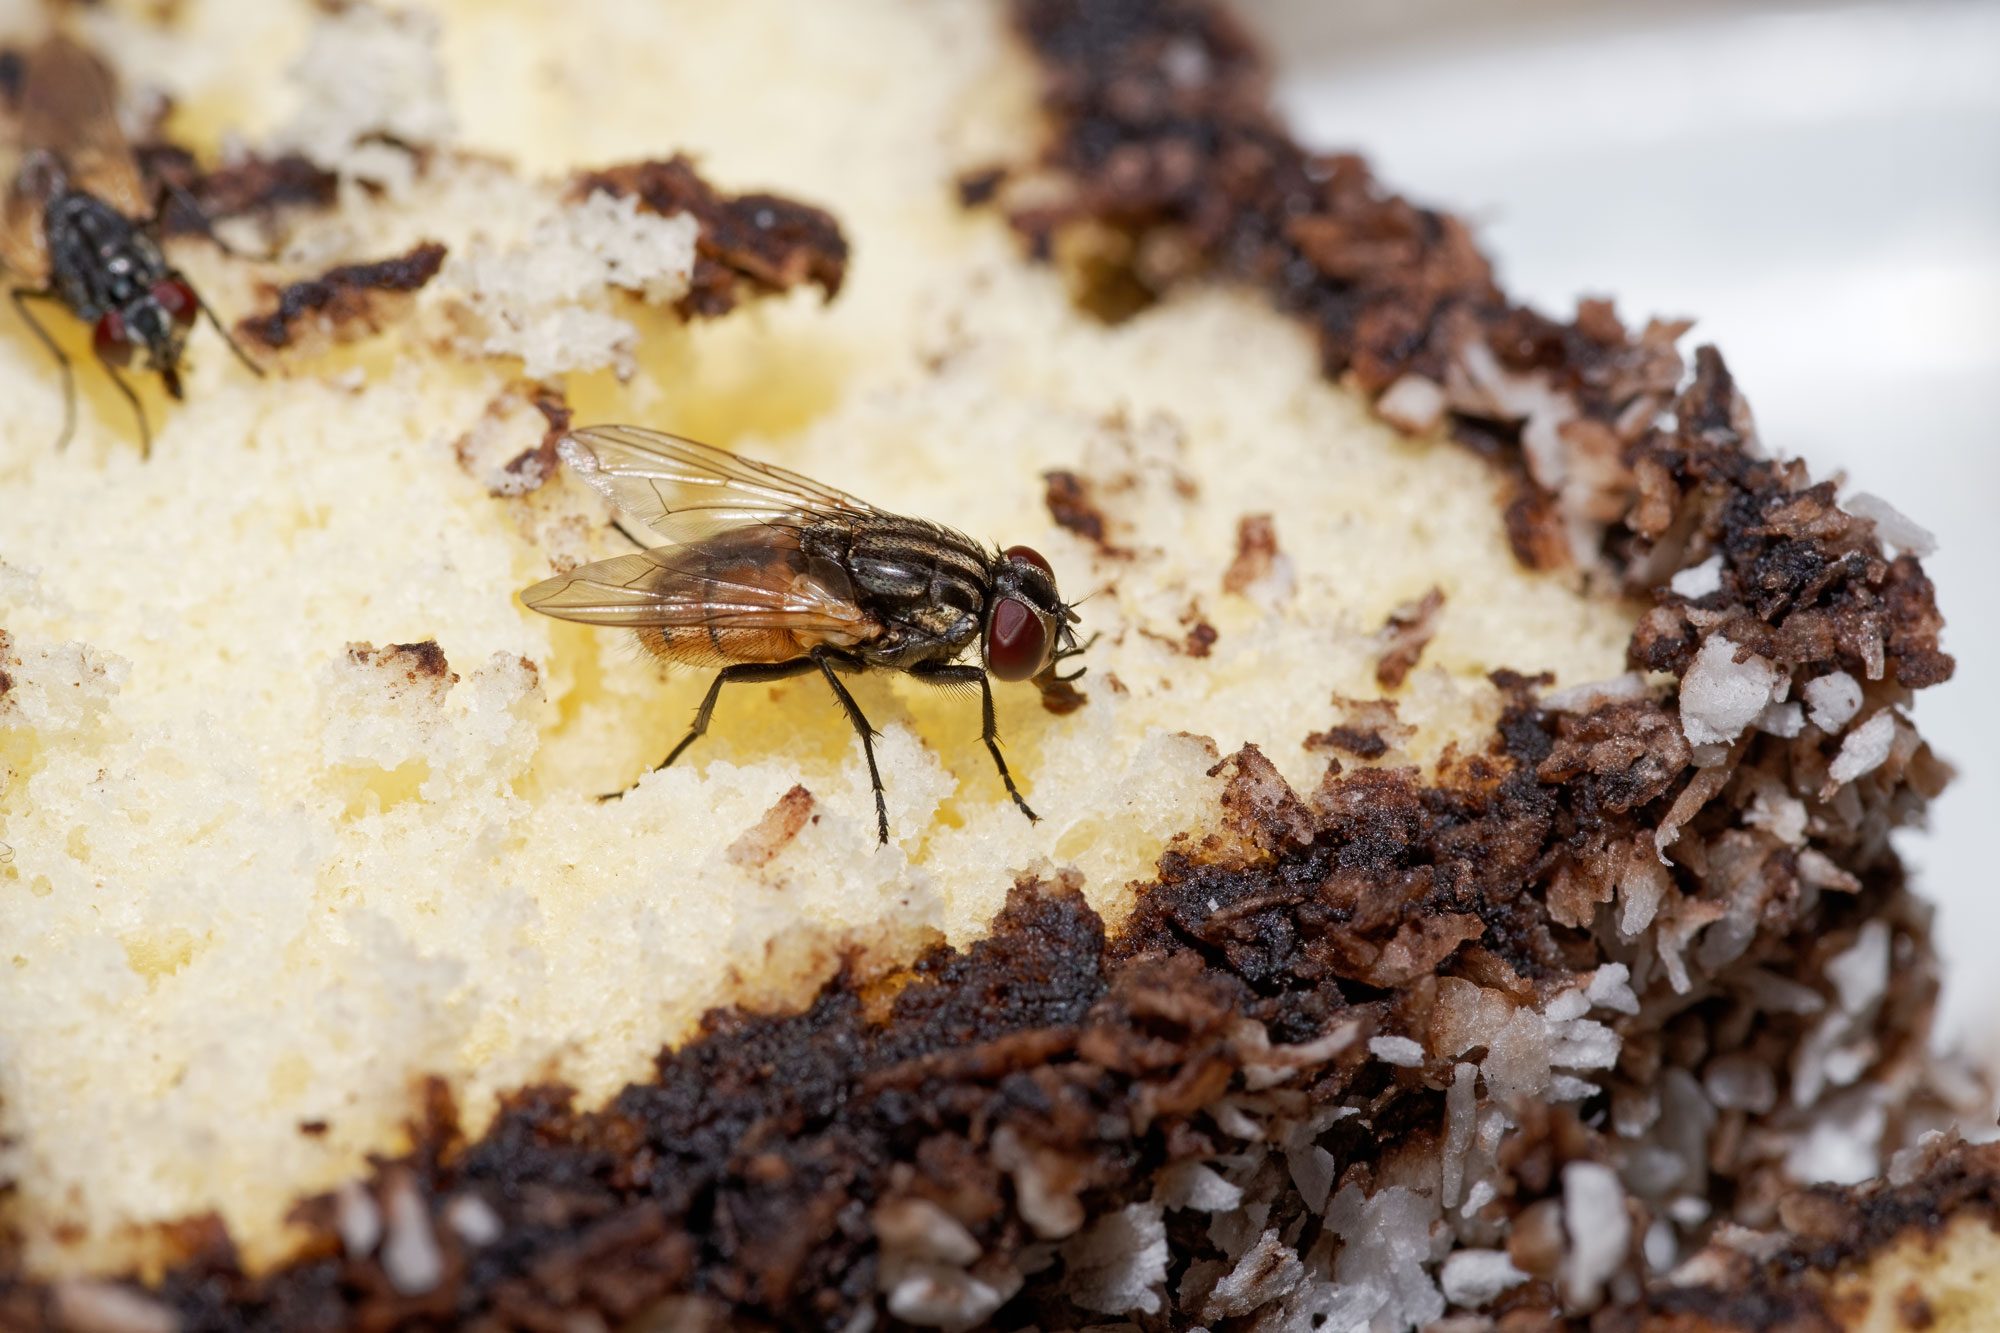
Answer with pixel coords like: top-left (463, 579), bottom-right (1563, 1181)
top-left (522, 426), bottom-right (1088, 843)
top-left (1, 34), bottom-right (260, 456)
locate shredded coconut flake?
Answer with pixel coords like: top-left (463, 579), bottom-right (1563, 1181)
top-left (1376, 374), bottom-right (1447, 435)
top-left (380, 1175), bottom-right (444, 1296)
top-left (1369, 1035), bottom-right (1425, 1067)
top-left (1286, 1142), bottom-right (1337, 1215)
top-left (1703, 1053), bottom-right (1778, 1114)
top-left (1442, 1062), bottom-right (1477, 1209)
top-left (1846, 492), bottom-right (1938, 556)
top-left (1203, 1229), bottom-right (1305, 1320)
top-left (875, 1198), bottom-right (981, 1266)
top-left (885, 1267), bottom-right (1007, 1330)
top-left (1618, 844), bottom-right (1669, 937)
top-left (1585, 964), bottom-right (1640, 1015)
top-left (1062, 1203), bottom-right (1168, 1315)
top-left (1668, 554), bottom-right (1723, 599)
top-left (1643, 1219), bottom-right (1678, 1274)
top-left (1802, 671), bottom-right (1863, 733)
top-left (1826, 710), bottom-right (1897, 787)
top-left (1328, 1184), bottom-right (1446, 1332)
top-left (335, 1181), bottom-right (381, 1257)
top-left (1826, 920), bottom-right (1892, 1015)
top-left (1679, 635), bottom-right (1783, 746)
top-left (1755, 701), bottom-right (1804, 738)
top-left (444, 1194), bottom-right (503, 1247)
top-left (1440, 1249), bottom-right (1528, 1308)
top-left (1543, 989), bottom-right (1590, 1024)
top-left (1481, 1009), bottom-right (1553, 1103)
top-left (1156, 1160), bottom-right (1244, 1213)
top-left (1561, 1162), bottom-right (1630, 1310)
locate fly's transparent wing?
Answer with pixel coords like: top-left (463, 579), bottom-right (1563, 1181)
top-left (558, 424), bottom-right (880, 545)
top-left (0, 180), bottom-right (49, 283)
top-left (18, 36), bottom-right (147, 218)
top-left (520, 530), bottom-right (867, 636)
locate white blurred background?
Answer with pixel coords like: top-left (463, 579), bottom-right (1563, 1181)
top-left (1245, 0), bottom-right (2000, 1065)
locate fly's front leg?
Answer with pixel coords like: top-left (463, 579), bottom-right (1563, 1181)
top-left (192, 282), bottom-right (265, 378)
top-left (10, 288), bottom-right (75, 450)
top-left (812, 647), bottom-right (889, 845)
top-left (910, 662), bottom-right (1038, 824)
top-left (149, 179), bottom-right (279, 263)
top-left (601, 657), bottom-right (816, 801)
top-left (98, 356), bottom-right (152, 459)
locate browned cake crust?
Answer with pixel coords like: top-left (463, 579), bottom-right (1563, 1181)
top-left (0, 2), bottom-right (1964, 1330)
top-left (1605, 1135), bottom-right (2000, 1332)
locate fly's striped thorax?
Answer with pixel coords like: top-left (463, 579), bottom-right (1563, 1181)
top-left (842, 519), bottom-right (991, 621)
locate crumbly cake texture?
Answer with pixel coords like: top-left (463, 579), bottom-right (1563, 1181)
top-left (0, 3), bottom-right (1977, 1333)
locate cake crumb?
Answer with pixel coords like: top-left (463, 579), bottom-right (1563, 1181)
top-left (727, 786), bottom-right (816, 870)
top-left (1222, 513), bottom-right (1278, 594)
top-left (1374, 586), bottom-right (1445, 689)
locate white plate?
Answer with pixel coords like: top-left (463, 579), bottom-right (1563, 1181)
top-left (1254, 0), bottom-right (2000, 1064)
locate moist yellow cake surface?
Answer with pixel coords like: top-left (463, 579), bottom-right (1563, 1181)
top-left (0, 0), bottom-right (1636, 1274)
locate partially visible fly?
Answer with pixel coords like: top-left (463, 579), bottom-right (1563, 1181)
top-left (1, 34), bottom-right (260, 456)
top-left (522, 426), bottom-right (1088, 844)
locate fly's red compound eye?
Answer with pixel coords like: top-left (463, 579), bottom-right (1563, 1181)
top-left (1004, 544), bottom-right (1053, 578)
top-left (93, 311), bottom-right (133, 366)
top-left (987, 596), bottom-right (1050, 682)
top-left (152, 278), bottom-right (198, 326)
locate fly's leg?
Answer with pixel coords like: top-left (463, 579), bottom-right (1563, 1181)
top-left (192, 281), bottom-right (265, 378)
top-left (143, 183), bottom-right (269, 378)
top-left (813, 647), bottom-right (890, 845)
top-left (1048, 631), bottom-right (1099, 683)
top-left (602, 657), bottom-right (818, 800)
top-left (11, 288), bottom-right (75, 450)
top-left (910, 662), bottom-right (1038, 824)
top-left (98, 355), bottom-right (152, 459)
top-left (149, 180), bottom-right (279, 263)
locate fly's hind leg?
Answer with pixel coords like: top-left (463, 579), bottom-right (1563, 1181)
top-left (812, 647), bottom-right (890, 845)
top-left (910, 662), bottom-right (1038, 824)
top-left (599, 657), bottom-right (817, 801)
top-left (11, 288), bottom-right (75, 450)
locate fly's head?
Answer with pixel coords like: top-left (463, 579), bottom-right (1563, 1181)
top-left (95, 275), bottom-right (198, 397)
top-left (982, 544), bottom-right (1086, 683)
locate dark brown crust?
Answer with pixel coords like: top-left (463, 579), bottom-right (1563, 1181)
top-left (502, 384), bottom-right (574, 495)
top-left (569, 155), bottom-right (848, 318)
top-left (1600, 1138), bottom-right (2000, 1332)
top-left (236, 242), bottom-right (448, 351)
top-left (0, 2), bottom-right (1964, 1330)
top-left (134, 144), bottom-right (341, 236)
top-left (1041, 468), bottom-right (1113, 551)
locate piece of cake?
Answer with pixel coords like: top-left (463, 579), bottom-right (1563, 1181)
top-left (0, 1), bottom-right (1979, 1329)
